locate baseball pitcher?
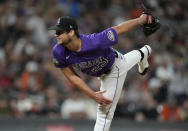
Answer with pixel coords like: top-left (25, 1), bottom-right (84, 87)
top-left (49, 13), bottom-right (160, 131)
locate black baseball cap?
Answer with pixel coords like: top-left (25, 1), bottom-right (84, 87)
top-left (48, 16), bottom-right (78, 32)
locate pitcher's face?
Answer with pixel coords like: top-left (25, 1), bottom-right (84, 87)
top-left (55, 30), bottom-right (72, 45)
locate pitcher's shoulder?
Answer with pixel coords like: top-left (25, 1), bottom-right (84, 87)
top-left (52, 44), bottom-right (67, 58)
top-left (53, 44), bottom-right (65, 54)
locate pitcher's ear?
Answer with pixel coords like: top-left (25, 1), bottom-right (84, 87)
top-left (69, 30), bottom-right (75, 37)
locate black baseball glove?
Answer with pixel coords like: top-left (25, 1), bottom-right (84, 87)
top-left (142, 14), bottom-right (161, 36)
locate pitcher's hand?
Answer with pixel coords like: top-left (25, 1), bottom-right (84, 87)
top-left (94, 90), bottom-right (112, 106)
top-left (138, 14), bottom-right (147, 25)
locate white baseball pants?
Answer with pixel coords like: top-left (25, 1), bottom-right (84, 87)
top-left (94, 49), bottom-right (142, 131)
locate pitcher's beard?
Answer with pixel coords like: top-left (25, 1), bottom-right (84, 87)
top-left (61, 38), bottom-right (72, 46)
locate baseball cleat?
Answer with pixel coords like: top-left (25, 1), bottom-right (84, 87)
top-left (138, 45), bottom-right (152, 75)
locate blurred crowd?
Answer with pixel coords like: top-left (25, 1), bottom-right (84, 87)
top-left (0, 0), bottom-right (188, 122)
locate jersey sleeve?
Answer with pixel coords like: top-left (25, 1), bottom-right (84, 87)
top-left (52, 45), bottom-right (69, 68)
top-left (91, 28), bottom-right (118, 48)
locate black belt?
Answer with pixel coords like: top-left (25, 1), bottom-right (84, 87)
top-left (103, 51), bottom-right (118, 75)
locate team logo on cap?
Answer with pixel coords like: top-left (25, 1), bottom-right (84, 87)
top-left (107, 30), bottom-right (115, 41)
